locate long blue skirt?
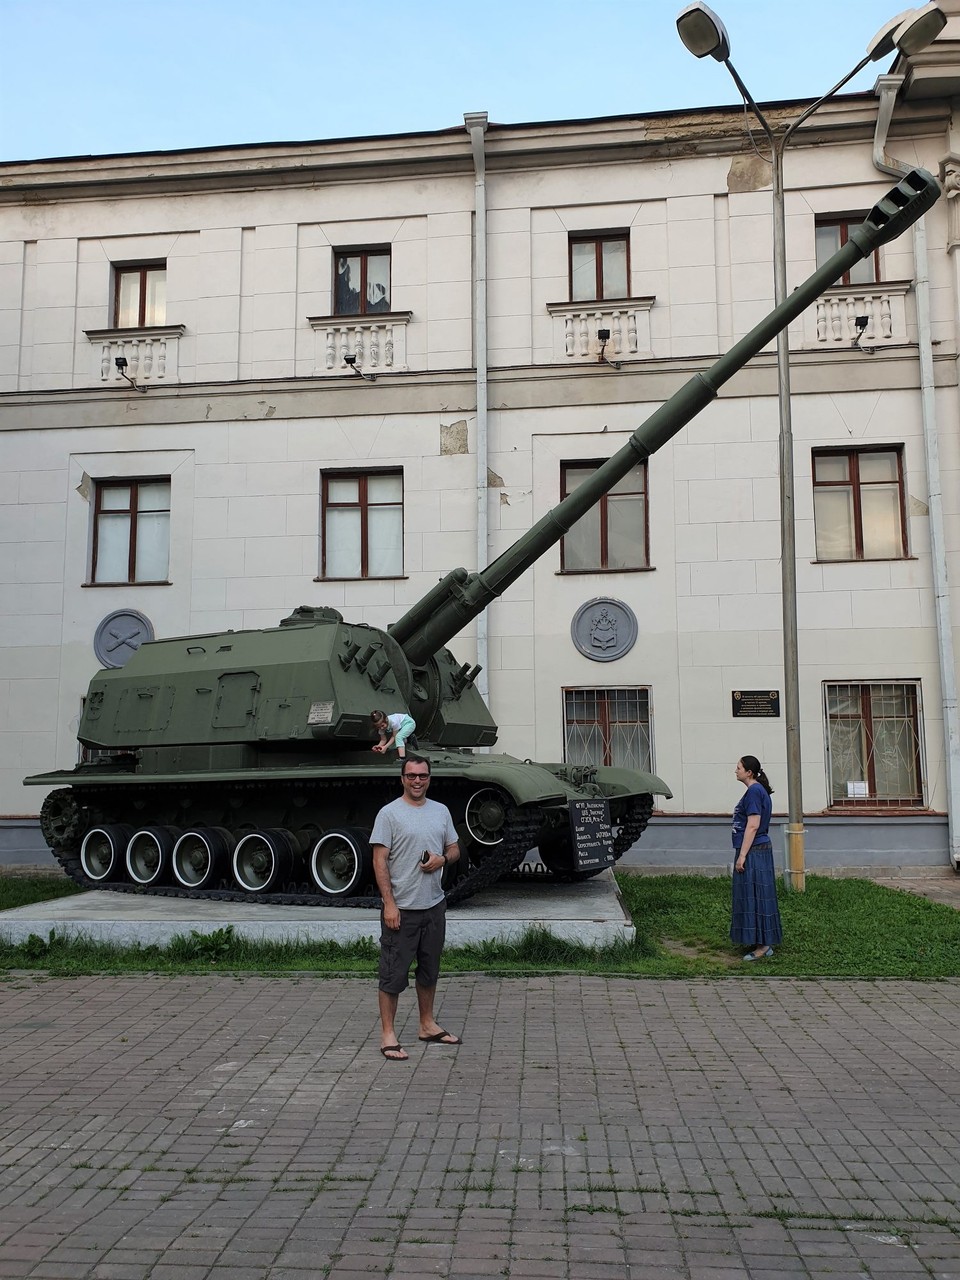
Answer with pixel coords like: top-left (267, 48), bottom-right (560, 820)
top-left (730, 845), bottom-right (783, 947)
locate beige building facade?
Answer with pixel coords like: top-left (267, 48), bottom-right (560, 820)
top-left (4, 27), bottom-right (960, 868)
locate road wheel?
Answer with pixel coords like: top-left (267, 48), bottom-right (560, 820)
top-left (80, 825), bottom-right (134, 883)
top-left (172, 828), bottom-right (233, 889)
top-left (310, 828), bottom-right (373, 896)
top-left (126, 826), bottom-right (180, 886)
top-left (232, 828), bottom-right (296, 893)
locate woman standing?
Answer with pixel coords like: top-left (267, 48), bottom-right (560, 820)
top-left (730, 755), bottom-right (782, 961)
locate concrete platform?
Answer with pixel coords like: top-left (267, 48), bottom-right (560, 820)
top-left (0, 867), bottom-right (633, 948)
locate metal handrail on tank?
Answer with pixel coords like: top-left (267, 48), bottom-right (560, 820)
top-left (391, 168), bottom-right (940, 668)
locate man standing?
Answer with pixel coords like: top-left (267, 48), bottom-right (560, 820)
top-left (371, 755), bottom-right (461, 1061)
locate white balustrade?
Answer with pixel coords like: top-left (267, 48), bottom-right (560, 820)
top-left (810, 282), bottom-right (910, 349)
top-left (308, 312), bottom-right (412, 375)
top-left (85, 326), bottom-right (184, 385)
top-left (546, 298), bottom-right (654, 363)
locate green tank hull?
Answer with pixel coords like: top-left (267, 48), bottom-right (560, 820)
top-left (29, 750), bottom-right (669, 903)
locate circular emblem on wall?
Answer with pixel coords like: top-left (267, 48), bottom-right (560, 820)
top-left (94, 609), bottom-right (155, 668)
top-left (571, 598), bottom-right (638, 663)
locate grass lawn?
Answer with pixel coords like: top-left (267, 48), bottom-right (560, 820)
top-left (0, 873), bottom-right (83, 911)
top-left (0, 870), bottom-right (957, 979)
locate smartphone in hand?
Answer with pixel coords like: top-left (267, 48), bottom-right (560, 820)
top-left (420, 850), bottom-right (431, 865)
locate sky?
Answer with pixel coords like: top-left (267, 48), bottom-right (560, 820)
top-left (1, 0), bottom-right (922, 162)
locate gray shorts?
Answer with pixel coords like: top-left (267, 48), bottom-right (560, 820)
top-left (379, 900), bottom-right (446, 994)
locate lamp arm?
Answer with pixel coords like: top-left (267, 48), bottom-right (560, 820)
top-left (723, 57), bottom-right (776, 146)
top-left (781, 53), bottom-right (872, 148)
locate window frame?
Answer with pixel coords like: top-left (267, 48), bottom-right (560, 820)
top-left (113, 261), bottom-right (166, 329)
top-left (559, 458), bottom-right (649, 573)
top-left (823, 680), bottom-right (925, 809)
top-left (562, 686), bottom-right (654, 771)
top-left (332, 245), bottom-right (392, 317)
top-left (812, 445), bottom-right (908, 562)
top-left (815, 216), bottom-right (880, 286)
top-left (319, 467), bottom-right (404, 581)
top-left (90, 476), bottom-right (171, 586)
top-left (568, 232), bottom-right (630, 303)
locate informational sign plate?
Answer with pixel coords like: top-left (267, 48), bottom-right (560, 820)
top-left (569, 798), bottom-right (615, 872)
top-left (307, 700), bottom-right (335, 726)
top-left (731, 690), bottom-right (780, 718)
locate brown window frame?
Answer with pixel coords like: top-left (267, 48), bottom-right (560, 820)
top-left (568, 232), bottom-right (630, 303)
top-left (559, 459), bottom-right (649, 573)
top-left (90, 477), bottom-right (171, 585)
top-left (824, 680), bottom-right (924, 808)
top-left (113, 262), bottom-right (166, 329)
top-left (333, 246), bottom-right (392, 316)
top-left (562, 687), bottom-right (653, 770)
top-left (320, 468), bottom-right (404, 580)
top-left (812, 446), bottom-right (908, 562)
top-left (815, 217), bottom-right (880, 286)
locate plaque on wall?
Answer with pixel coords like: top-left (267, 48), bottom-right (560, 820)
top-left (571, 598), bottom-right (638, 663)
top-left (93, 610), bottom-right (155, 669)
top-left (732, 690), bottom-right (780, 718)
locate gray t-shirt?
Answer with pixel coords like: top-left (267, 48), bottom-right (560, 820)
top-left (370, 796), bottom-right (458, 910)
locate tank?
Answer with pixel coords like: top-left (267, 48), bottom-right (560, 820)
top-left (24, 170), bottom-right (940, 907)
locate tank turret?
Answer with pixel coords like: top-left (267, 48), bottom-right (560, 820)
top-left (26, 170), bottom-right (940, 906)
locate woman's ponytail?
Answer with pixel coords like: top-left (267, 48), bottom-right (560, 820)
top-left (740, 754), bottom-right (774, 795)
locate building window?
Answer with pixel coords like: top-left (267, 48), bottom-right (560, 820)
top-left (114, 263), bottom-right (166, 328)
top-left (825, 682), bottom-right (924, 807)
top-left (563, 688), bottom-right (653, 771)
top-left (813, 447), bottom-right (906, 561)
top-left (321, 470), bottom-right (403, 579)
top-left (91, 479), bottom-right (170, 584)
top-left (560, 460), bottom-right (648, 572)
top-left (815, 218), bottom-right (879, 286)
top-left (334, 248), bottom-right (391, 315)
top-left (570, 233), bottom-right (629, 303)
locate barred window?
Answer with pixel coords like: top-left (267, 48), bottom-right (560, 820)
top-left (824, 681), bottom-right (924, 807)
top-left (563, 688), bottom-right (652, 771)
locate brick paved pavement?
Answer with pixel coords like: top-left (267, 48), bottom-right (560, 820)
top-left (1, 974), bottom-right (959, 1279)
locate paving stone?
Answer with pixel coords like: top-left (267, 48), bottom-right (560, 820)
top-left (2, 975), bottom-right (960, 1278)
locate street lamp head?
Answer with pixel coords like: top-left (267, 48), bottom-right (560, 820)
top-left (893, 2), bottom-right (947, 56)
top-left (676, 2), bottom-right (730, 62)
top-left (866, 10), bottom-right (916, 61)
top-left (866, 4), bottom-right (946, 61)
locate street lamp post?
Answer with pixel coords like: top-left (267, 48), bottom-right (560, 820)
top-left (676, 2), bottom-right (946, 892)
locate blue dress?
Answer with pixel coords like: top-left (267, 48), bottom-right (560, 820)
top-left (729, 782), bottom-right (782, 948)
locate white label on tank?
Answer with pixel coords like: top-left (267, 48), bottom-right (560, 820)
top-left (307, 701), bottom-right (335, 725)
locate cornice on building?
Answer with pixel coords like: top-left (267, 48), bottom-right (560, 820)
top-left (0, 345), bottom-right (951, 433)
top-left (0, 95), bottom-right (951, 205)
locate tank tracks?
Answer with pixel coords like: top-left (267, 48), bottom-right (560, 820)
top-left (40, 784), bottom-right (544, 911)
top-left (507, 793), bottom-right (655, 883)
top-left (613, 794), bottom-right (655, 857)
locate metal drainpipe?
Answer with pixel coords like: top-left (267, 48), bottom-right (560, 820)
top-left (465, 111), bottom-right (490, 708)
top-left (873, 74), bottom-right (960, 869)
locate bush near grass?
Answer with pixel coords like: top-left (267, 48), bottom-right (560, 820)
top-left (0, 872), bottom-right (958, 979)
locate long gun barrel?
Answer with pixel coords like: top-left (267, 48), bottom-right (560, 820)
top-left (391, 168), bottom-right (941, 666)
